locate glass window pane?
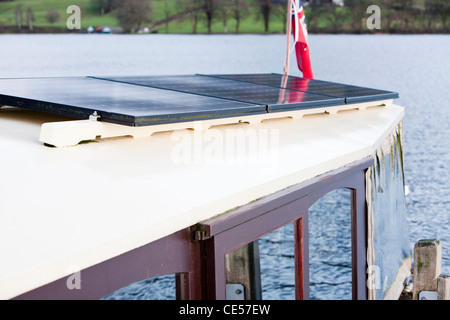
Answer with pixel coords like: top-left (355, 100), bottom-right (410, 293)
top-left (308, 189), bottom-right (352, 300)
top-left (258, 223), bottom-right (296, 300)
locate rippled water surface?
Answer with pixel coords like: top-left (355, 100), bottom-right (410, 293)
top-left (1, 33), bottom-right (449, 299)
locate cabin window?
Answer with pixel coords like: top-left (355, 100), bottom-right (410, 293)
top-left (308, 189), bottom-right (352, 300)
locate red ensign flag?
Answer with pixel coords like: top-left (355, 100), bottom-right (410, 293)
top-left (291, 0), bottom-right (314, 79)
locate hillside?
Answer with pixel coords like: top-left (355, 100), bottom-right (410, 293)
top-left (0, 0), bottom-right (447, 34)
top-left (0, 0), bottom-right (287, 34)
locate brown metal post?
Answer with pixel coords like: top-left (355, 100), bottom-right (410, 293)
top-left (204, 237), bottom-right (227, 300)
top-left (351, 172), bottom-right (368, 300)
top-left (176, 270), bottom-right (204, 300)
top-left (294, 214), bottom-right (309, 300)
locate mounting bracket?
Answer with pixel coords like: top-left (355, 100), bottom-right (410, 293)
top-left (39, 100), bottom-right (391, 148)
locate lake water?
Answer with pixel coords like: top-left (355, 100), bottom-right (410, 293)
top-left (1, 33), bottom-right (449, 299)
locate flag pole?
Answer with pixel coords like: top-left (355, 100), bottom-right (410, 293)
top-left (283, 0), bottom-right (293, 76)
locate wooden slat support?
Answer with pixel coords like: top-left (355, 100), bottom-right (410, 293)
top-left (39, 100), bottom-right (392, 148)
top-left (225, 241), bottom-right (262, 300)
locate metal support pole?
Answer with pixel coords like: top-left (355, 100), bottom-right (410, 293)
top-left (283, 0), bottom-right (293, 75)
top-left (294, 214), bottom-right (309, 300)
top-left (351, 172), bottom-right (368, 300)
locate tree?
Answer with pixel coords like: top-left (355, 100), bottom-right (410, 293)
top-left (183, 0), bottom-right (218, 34)
top-left (273, 1), bottom-right (288, 33)
top-left (164, 0), bottom-right (171, 33)
top-left (326, 5), bottom-right (349, 33)
top-left (380, 0), bottom-right (395, 32)
top-left (91, 0), bottom-right (114, 15)
top-left (46, 9), bottom-right (60, 24)
top-left (15, 5), bottom-right (23, 30)
top-left (344, 0), bottom-right (369, 33)
top-left (203, 0), bottom-right (219, 34)
top-left (396, 0), bottom-right (414, 32)
top-left (183, 0), bottom-right (204, 34)
top-left (256, 0), bottom-right (274, 33)
top-left (220, 0), bottom-right (230, 33)
top-left (304, 1), bottom-right (327, 33)
top-left (27, 7), bottom-right (34, 31)
top-left (230, 0), bottom-right (249, 33)
top-left (113, 0), bottom-right (153, 33)
top-left (428, 0), bottom-right (450, 32)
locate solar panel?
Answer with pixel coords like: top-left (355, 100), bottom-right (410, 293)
top-left (0, 74), bottom-right (398, 128)
top-left (203, 73), bottom-right (399, 104)
top-left (0, 77), bottom-right (265, 126)
top-left (93, 75), bottom-right (345, 111)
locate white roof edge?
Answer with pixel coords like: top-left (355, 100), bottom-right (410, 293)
top-left (0, 102), bottom-right (404, 299)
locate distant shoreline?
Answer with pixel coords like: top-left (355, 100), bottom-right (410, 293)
top-left (1, 0), bottom-right (448, 37)
top-left (0, 26), bottom-right (448, 35)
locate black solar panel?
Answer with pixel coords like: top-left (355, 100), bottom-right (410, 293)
top-left (0, 77), bottom-right (265, 126)
top-left (0, 74), bottom-right (398, 127)
top-left (92, 75), bottom-right (344, 111)
top-left (203, 73), bottom-right (399, 104)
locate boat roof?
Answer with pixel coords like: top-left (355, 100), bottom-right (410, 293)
top-left (0, 74), bottom-right (402, 299)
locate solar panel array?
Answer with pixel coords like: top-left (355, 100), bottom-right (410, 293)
top-left (0, 74), bottom-right (398, 127)
top-left (202, 73), bottom-right (399, 104)
top-left (92, 75), bottom-right (344, 111)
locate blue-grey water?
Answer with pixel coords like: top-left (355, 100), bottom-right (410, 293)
top-left (1, 34), bottom-right (449, 300)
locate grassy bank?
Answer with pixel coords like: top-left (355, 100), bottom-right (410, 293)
top-left (1, 0), bottom-right (118, 31)
top-left (0, 0), bottom-right (448, 34)
top-left (0, 0), bottom-right (286, 34)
